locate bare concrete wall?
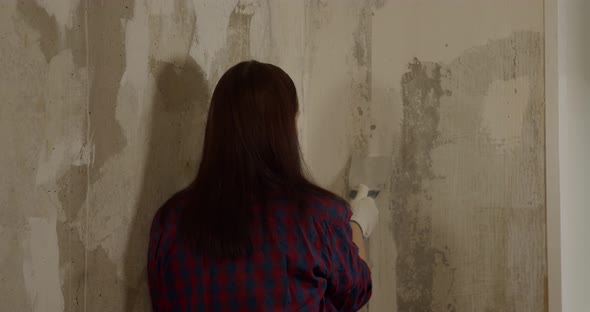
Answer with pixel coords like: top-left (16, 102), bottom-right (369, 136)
top-left (0, 0), bottom-right (545, 311)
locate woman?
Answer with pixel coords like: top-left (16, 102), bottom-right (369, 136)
top-left (148, 60), bottom-right (379, 311)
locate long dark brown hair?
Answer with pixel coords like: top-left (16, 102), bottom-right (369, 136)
top-left (179, 60), bottom-right (341, 258)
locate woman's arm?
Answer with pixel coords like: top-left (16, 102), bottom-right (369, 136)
top-left (324, 220), bottom-right (373, 311)
top-left (322, 186), bottom-right (378, 310)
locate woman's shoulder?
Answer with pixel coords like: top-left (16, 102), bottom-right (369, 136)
top-left (304, 193), bottom-right (352, 225)
top-left (149, 191), bottom-right (187, 238)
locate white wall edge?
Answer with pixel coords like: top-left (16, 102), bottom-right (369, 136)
top-left (544, 0), bottom-right (561, 311)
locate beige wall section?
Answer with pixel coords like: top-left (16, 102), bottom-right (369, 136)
top-left (369, 1), bottom-right (546, 311)
top-left (0, 0), bottom-right (545, 311)
top-left (557, 1), bottom-right (590, 310)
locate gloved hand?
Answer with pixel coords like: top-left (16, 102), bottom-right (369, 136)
top-left (349, 184), bottom-right (379, 238)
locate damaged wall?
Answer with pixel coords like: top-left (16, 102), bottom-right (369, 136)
top-left (0, 0), bottom-right (545, 311)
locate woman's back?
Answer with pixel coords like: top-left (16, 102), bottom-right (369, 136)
top-left (147, 61), bottom-right (375, 311)
top-left (148, 192), bottom-right (372, 311)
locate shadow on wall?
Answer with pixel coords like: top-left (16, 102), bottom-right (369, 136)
top-left (123, 57), bottom-right (210, 311)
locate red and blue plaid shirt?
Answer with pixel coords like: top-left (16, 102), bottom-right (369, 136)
top-left (147, 193), bottom-right (372, 311)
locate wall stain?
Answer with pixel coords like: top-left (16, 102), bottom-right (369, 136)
top-left (305, 0), bottom-right (330, 29)
top-left (226, 3), bottom-right (254, 61)
top-left (352, 3), bottom-right (372, 103)
top-left (392, 58), bottom-right (446, 311)
top-left (348, 2), bottom-right (375, 158)
top-left (148, 0), bottom-right (196, 66)
top-left (337, 0), bottom-right (384, 207)
top-left (210, 0), bottom-right (256, 86)
top-left (390, 31), bottom-right (545, 311)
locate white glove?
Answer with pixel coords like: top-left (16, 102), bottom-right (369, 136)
top-left (349, 184), bottom-right (379, 238)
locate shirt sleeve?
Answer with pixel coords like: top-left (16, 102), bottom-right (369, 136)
top-left (323, 212), bottom-right (373, 311)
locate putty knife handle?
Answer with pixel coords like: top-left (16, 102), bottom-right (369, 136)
top-left (354, 184), bottom-right (370, 199)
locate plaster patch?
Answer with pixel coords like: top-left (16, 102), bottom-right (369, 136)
top-left (22, 217), bottom-right (64, 312)
top-left (121, 0), bottom-right (149, 96)
top-left (30, 0), bottom-right (79, 30)
top-left (86, 0), bottom-right (135, 180)
top-left (16, 0), bottom-right (59, 62)
top-left (56, 164), bottom-right (88, 311)
top-left (34, 50), bottom-right (89, 186)
top-left (35, 138), bottom-right (88, 185)
top-left (0, 226), bottom-right (31, 311)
